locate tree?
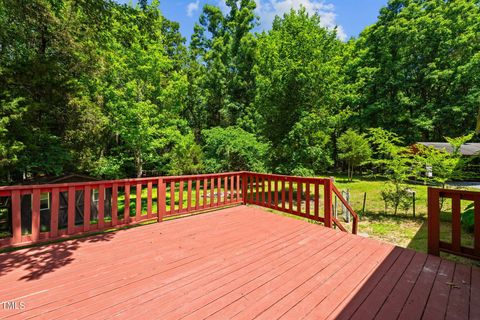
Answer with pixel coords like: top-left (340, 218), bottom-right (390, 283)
top-left (351, 0), bottom-right (480, 142)
top-left (187, 1), bottom-right (257, 131)
top-left (92, 1), bottom-right (196, 178)
top-left (0, 0), bottom-right (110, 181)
top-left (338, 130), bottom-right (372, 181)
top-left (415, 132), bottom-right (475, 188)
top-left (477, 105), bottom-right (480, 134)
top-left (255, 8), bottom-right (348, 174)
top-left (202, 126), bottom-right (269, 172)
top-left (368, 128), bottom-right (413, 214)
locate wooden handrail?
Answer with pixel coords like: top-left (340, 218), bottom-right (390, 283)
top-left (0, 171), bottom-right (359, 248)
top-left (241, 172), bottom-right (358, 234)
top-left (332, 184), bottom-right (359, 234)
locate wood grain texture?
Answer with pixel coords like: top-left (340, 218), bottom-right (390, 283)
top-left (0, 206), bottom-right (477, 320)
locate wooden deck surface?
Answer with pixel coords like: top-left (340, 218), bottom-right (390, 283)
top-left (0, 205), bottom-right (478, 319)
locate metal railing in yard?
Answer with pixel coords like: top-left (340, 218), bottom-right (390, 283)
top-left (0, 172), bottom-right (357, 248)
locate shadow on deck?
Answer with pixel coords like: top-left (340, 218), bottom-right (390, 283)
top-left (0, 205), bottom-right (478, 319)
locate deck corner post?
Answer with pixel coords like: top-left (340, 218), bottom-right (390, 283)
top-left (324, 178), bottom-right (333, 229)
top-left (427, 187), bottom-right (440, 256)
top-left (157, 178), bottom-right (166, 222)
top-left (241, 172), bottom-right (248, 205)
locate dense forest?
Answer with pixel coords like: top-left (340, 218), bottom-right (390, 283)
top-left (0, 0), bottom-right (479, 183)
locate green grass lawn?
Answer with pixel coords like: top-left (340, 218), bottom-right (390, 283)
top-left (328, 175), bottom-right (428, 217)
top-left (2, 175), bottom-right (479, 267)
top-left (117, 183), bottom-right (231, 217)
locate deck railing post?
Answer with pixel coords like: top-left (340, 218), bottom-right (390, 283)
top-left (428, 188), bottom-right (440, 256)
top-left (242, 172), bottom-right (247, 205)
top-left (157, 178), bottom-right (166, 222)
top-left (324, 178), bottom-right (333, 228)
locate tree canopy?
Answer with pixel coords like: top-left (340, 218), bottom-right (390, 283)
top-left (0, 0), bottom-right (478, 183)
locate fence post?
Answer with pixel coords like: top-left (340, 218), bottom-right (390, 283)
top-left (427, 188), bottom-right (440, 256)
top-left (412, 192), bottom-right (416, 218)
top-left (157, 178), bottom-right (166, 222)
top-left (362, 192), bottom-right (367, 215)
top-left (324, 178), bottom-right (333, 228)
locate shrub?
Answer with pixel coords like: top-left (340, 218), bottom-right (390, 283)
top-left (381, 184), bottom-right (413, 215)
top-left (461, 203), bottom-right (475, 233)
top-left (202, 126), bottom-right (269, 172)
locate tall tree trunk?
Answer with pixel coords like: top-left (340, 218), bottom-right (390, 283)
top-left (135, 151), bottom-right (143, 178)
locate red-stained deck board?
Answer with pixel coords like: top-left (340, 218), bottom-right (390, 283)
top-left (397, 254), bottom-right (442, 320)
top-left (422, 259), bottom-right (457, 319)
top-left (471, 267), bottom-right (480, 320)
top-left (374, 252), bottom-right (428, 320)
top-left (445, 263), bottom-right (472, 320)
top-left (0, 205), bottom-right (478, 320)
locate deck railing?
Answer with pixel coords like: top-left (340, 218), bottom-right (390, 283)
top-left (0, 172), bottom-right (357, 248)
top-left (243, 172), bottom-right (358, 234)
top-left (428, 187), bottom-right (480, 260)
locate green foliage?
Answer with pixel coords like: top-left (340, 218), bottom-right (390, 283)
top-left (368, 128), bottom-right (414, 214)
top-left (380, 183), bottom-right (413, 215)
top-left (368, 128), bottom-right (412, 185)
top-left (0, 0), bottom-right (478, 183)
top-left (254, 8), bottom-right (347, 174)
top-left (187, 0), bottom-right (257, 131)
top-left (461, 203), bottom-right (475, 233)
top-left (202, 127), bottom-right (269, 172)
top-left (351, 0), bottom-right (480, 142)
top-left (445, 133), bottom-right (475, 156)
top-left (415, 133), bottom-right (474, 186)
top-left (338, 129), bottom-right (372, 181)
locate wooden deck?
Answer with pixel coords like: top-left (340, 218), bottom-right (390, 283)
top-left (0, 205), bottom-right (478, 320)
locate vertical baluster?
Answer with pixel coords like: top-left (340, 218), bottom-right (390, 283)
top-left (124, 184), bottom-right (130, 224)
top-left (136, 183), bottom-right (142, 221)
top-left (451, 193), bottom-right (461, 253)
top-left (231, 175), bottom-right (235, 203)
top-left (31, 189), bottom-right (40, 241)
top-left (98, 184), bottom-right (105, 229)
top-left (210, 178), bottom-right (214, 207)
top-left (158, 178), bottom-right (166, 222)
top-left (68, 186), bottom-right (76, 234)
top-left (306, 182), bottom-right (311, 216)
top-left (249, 174), bottom-right (255, 203)
top-left (289, 180), bottom-right (293, 213)
top-left (11, 191), bottom-right (21, 244)
top-left (217, 177), bottom-right (221, 206)
top-left (51, 188), bottom-right (59, 238)
top-left (187, 179), bottom-right (192, 212)
top-left (195, 179), bottom-right (200, 210)
top-left (170, 181), bottom-right (175, 214)
top-left (112, 183), bottom-right (118, 226)
top-left (254, 176), bottom-right (259, 204)
top-left (297, 182), bottom-right (302, 214)
top-left (262, 177), bottom-right (267, 204)
top-left (203, 178), bottom-right (208, 208)
top-left (267, 178), bottom-right (272, 207)
top-left (314, 182), bottom-right (319, 220)
top-left (147, 181), bottom-right (153, 218)
top-left (224, 176), bottom-right (228, 205)
top-left (281, 180), bottom-right (286, 210)
top-left (179, 181), bottom-right (184, 212)
top-left (274, 178), bottom-right (278, 209)
top-left (236, 174), bottom-right (240, 202)
top-left (84, 186), bottom-right (91, 231)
